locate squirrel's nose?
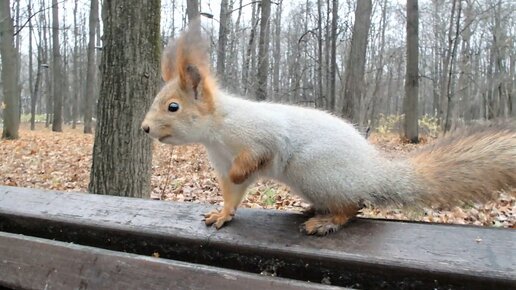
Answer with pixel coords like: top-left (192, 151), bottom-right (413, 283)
top-left (142, 125), bottom-right (150, 134)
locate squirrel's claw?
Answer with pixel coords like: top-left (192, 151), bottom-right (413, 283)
top-left (300, 213), bottom-right (355, 236)
top-left (300, 217), bottom-right (341, 236)
top-left (203, 208), bottom-right (235, 229)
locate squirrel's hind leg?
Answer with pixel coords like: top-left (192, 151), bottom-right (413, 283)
top-left (300, 204), bottom-right (359, 236)
top-left (301, 205), bottom-right (329, 217)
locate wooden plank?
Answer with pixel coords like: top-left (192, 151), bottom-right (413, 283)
top-left (0, 186), bottom-right (515, 289)
top-left (0, 231), bottom-right (338, 290)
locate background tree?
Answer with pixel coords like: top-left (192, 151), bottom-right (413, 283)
top-left (404, 0), bottom-right (419, 143)
top-left (84, 0), bottom-right (98, 134)
top-left (186, 0), bottom-right (200, 22)
top-left (3, 0), bottom-right (515, 140)
top-left (216, 0), bottom-right (229, 78)
top-left (272, 0), bottom-right (283, 100)
top-left (89, 0), bottom-right (161, 197)
top-left (328, 0), bottom-right (338, 111)
top-left (71, 0), bottom-right (79, 129)
top-left (256, 0), bottom-right (271, 101)
top-left (51, 0), bottom-right (63, 132)
top-left (342, 0), bottom-right (372, 125)
top-left (0, 0), bottom-right (21, 139)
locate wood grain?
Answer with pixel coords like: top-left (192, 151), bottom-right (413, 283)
top-left (0, 186), bottom-right (514, 289)
top-left (0, 231), bottom-right (338, 290)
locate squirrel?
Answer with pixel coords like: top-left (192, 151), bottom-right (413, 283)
top-left (141, 21), bottom-right (516, 236)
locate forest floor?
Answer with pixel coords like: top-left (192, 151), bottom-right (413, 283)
top-left (1, 123), bottom-right (514, 228)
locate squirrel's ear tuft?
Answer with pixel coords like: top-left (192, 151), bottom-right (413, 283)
top-left (174, 18), bottom-right (212, 98)
top-left (161, 18), bottom-right (216, 111)
top-left (161, 40), bottom-right (177, 82)
top-left (161, 18), bottom-right (208, 82)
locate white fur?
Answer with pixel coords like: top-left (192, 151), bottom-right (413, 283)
top-left (197, 91), bottom-right (406, 210)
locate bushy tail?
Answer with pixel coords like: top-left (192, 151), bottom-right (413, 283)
top-left (399, 122), bottom-right (516, 207)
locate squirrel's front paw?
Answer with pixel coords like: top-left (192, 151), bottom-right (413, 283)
top-left (203, 208), bottom-right (235, 229)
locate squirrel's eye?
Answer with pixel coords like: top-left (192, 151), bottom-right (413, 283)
top-left (168, 102), bottom-right (180, 112)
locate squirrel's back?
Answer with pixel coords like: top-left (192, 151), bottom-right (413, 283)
top-left (215, 93), bottom-right (516, 210)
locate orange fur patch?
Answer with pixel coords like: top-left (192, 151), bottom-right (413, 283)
top-left (302, 206), bottom-right (358, 235)
top-left (160, 19), bottom-right (216, 115)
top-left (204, 175), bottom-right (249, 229)
top-left (218, 175), bottom-right (246, 209)
top-left (229, 149), bottom-right (271, 184)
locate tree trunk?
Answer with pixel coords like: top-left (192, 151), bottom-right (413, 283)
top-left (0, 0), bottom-right (21, 139)
top-left (84, 0), bottom-right (98, 134)
top-left (31, 47), bottom-right (42, 131)
top-left (431, 0), bottom-right (441, 116)
top-left (369, 0), bottom-right (388, 130)
top-left (28, 0), bottom-right (35, 130)
top-left (439, 0), bottom-right (458, 128)
top-left (51, 0), bottom-right (63, 132)
top-left (443, 0), bottom-right (462, 132)
top-left (226, 0), bottom-right (241, 92)
top-left (457, 0), bottom-right (473, 121)
top-left (71, 0), bottom-right (79, 129)
top-left (42, 1), bottom-right (51, 128)
top-left (256, 0), bottom-right (271, 101)
top-left (325, 0), bottom-right (331, 106)
top-left (89, 0), bottom-right (160, 197)
top-left (510, 46), bottom-right (515, 117)
top-left (186, 0), bottom-right (199, 22)
top-left (315, 0), bottom-right (323, 108)
top-left (61, 5), bottom-right (70, 124)
top-left (272, 0), bottom-right (283, 100)
top-left (328, 0), bottom-right (338, 111)
top-left (216, 0), bottom-right (229, 78)
top-left (14, 0), bottom-right (21, 115)
top-left (242, 3), bottom-right (259, 96)
top-left (342, 0), bottom-right (372, 124)
top-left (403, 0), bottom-right (419, 143)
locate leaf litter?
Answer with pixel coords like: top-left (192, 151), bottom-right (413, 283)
top-left (1, 125), bottom-right (514, 228)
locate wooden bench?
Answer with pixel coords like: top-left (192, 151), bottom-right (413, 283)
top-left (0, 185), bottom-right (514, 289)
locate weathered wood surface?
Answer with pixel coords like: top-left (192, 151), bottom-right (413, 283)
top-left (0, 186), bottom-right (515, 289)
top-left (0, 231), bottom-right (337, 290)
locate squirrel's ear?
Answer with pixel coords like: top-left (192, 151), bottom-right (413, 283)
top-left (161, 41), bottom-right (176, 82)
top-left (179, 63), bottom-right (203, 99)
top-left (161, 53), bottom-right (173, 82)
